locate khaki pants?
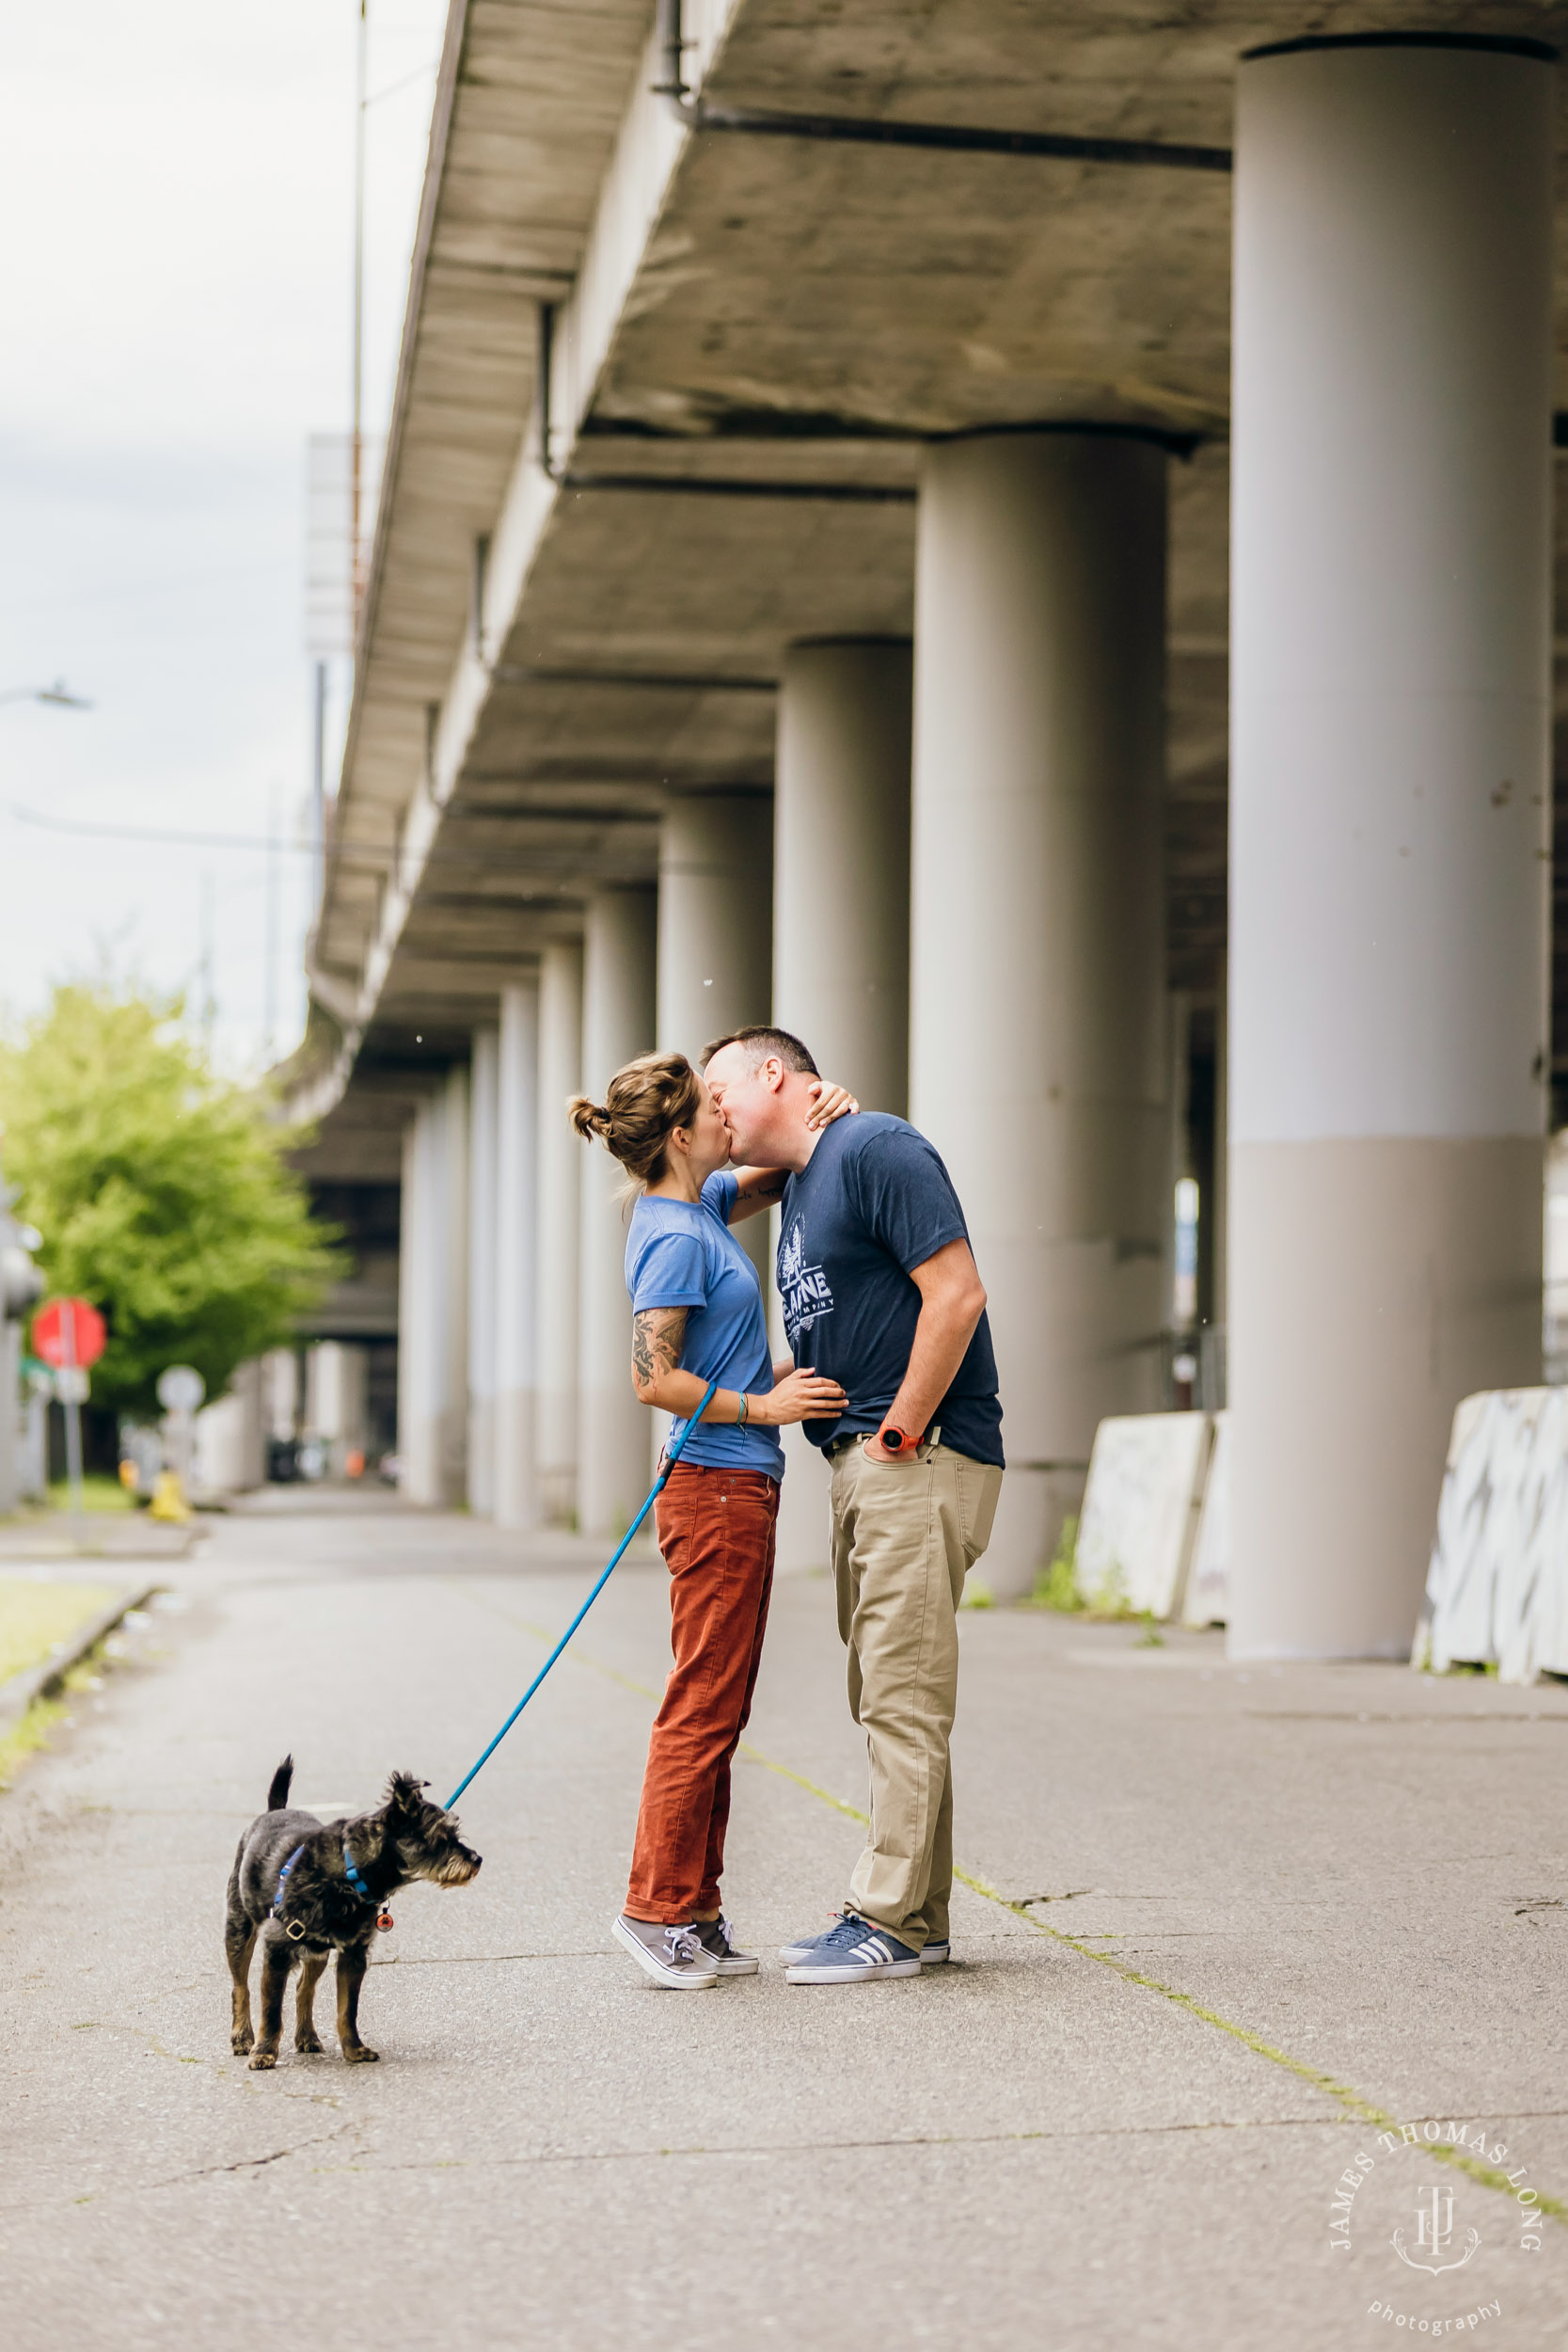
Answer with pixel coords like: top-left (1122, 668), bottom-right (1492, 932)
top-left (829, 1439), bottom-right (1003, 1954)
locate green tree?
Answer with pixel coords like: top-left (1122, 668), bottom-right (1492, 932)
top-left (0, 984), bottom-right (342, 1416)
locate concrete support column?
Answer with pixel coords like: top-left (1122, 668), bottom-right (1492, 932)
top-left (396, 1069), bottom-right (469, 1506)
top-left (657, 790), bottom-right (773, 1062)
top-left (911, 431), bottom-right (1171, 1596)
top-left (437, 1065), bottom-right (470, 1503)
top-left (494, 978), bottom-right (540, 1529)
top-left (467, 1025), bottom-right (499, 1515)
top-left (398, 1093), bottom-right (440, 1502)
top-left (775, 641), bottom-right (911, 1114)
top-left (262, 1348), bottom-right (297, 1444)
top-left (658, 788), bottom-right (774, 1288)
top-left (194, 1358), bottom-right (266, 1494)
top-left (1212, 967), bottom-right (1227, 1338)
top-left (770, 641), bottom-right (913, 1566)
top-left (1229, 37), bottom-right (1553, 1658)
top-left (580, 886), bottom-right (658, 1536)
top-left (536, 941), bottom-right (583, 1523)
top-left (1166, 990), bottom-right (1193, 1337)
top-left (305, 1343), bottom-right (368, 1475)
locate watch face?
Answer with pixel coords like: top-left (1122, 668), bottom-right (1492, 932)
top-left (882, 1427), bottom-right (906, 1451)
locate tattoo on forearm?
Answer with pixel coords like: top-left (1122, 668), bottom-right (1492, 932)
top-left (750, 1170), bottom-right (786, 1202)
top-left (631, 1315), bottom-right (655, 1386)
top-left (631, 1308), bottom-right (687, 1390)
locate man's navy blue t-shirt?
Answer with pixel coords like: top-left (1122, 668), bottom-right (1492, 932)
top-left (776, 1113), bottom-right (1004, 1467)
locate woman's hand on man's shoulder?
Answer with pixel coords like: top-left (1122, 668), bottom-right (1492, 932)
top-left (803, 1080), bottom-right (858, 1130)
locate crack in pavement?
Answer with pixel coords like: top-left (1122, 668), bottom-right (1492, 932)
top-left (306, 2108), bottom-right (1362, 2175)
top-left (1247, 1710), bottom-right (1568, 1725)
top-left (0, 2124), bottom-right (356, 2217)
top-left (369, 1929), bottom-right (1063, 1968)
top-left (135, 2122), bottom-right (356, 2198)
top-left (450, 1578), bottom-right (1568, 2232)
top-left (371, 1949), bottom-right (616, 1966)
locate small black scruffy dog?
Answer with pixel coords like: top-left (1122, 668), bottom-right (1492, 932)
top-left (226, 1756), bottom-right (482, 2070)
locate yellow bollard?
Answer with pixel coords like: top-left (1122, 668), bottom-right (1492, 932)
top-left (149, 1470), bottom-right (191, 1523)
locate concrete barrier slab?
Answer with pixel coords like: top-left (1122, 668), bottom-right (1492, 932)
top-left (1076, 1412), bottom-right (1213, 1620)
top-left (1420, 1387), bottom-right (1568, 1682)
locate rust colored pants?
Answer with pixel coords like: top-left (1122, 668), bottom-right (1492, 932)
top-left (624, 1461), bottom-right (779, 1924)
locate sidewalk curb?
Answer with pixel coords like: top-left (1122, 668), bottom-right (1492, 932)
top-left (0, 1581), bottom-right (160, 1736)
top-left (0, 1525), bottom-right (202, 1563)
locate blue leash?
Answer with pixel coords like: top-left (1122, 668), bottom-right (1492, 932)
top-left (444, 1377), bottom-right (721, 1808)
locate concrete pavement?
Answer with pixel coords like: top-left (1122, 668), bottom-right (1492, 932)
top-left (3, 1494), bottom-right (1567, 2348)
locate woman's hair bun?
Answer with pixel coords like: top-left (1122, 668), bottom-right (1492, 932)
top-left (568, 1095), bottom-right (610, 1142)
top-left (567, 1053), bottom-right (703, 1189)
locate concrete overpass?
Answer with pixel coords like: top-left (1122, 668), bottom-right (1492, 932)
top-left (288, 0), bottom-right (1568, 1648)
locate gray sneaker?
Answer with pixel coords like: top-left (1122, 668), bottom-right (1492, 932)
top-left (785, 1913), bottom-right (922, 1984)
top-left (781, 1914), bottom-right (948, 1967)
top-left (613, 1913), bottom-right (719, 1989)
top-left (693, 1915), bottom-right (758, 1976)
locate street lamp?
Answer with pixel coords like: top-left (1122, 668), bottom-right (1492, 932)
top-left (0, 680), bottom-right (92, 710)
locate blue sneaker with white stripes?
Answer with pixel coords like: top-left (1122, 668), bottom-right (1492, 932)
top-left (779, 1915), bottom-right (948, 1967)
top-left (784, 1912), bottom-right (921, 1984)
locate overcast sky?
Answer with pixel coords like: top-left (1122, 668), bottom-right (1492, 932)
top-left (0, 0), bottom-right (447, 1073)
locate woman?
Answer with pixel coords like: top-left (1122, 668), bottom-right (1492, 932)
top-left (571, 1051), bottom-right (852, 1989)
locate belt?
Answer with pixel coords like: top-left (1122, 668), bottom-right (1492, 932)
top-left (827, 1426), bottom-right (942, 1461)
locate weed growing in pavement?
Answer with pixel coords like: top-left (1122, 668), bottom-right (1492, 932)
top-left (960, 1578), bottom-right (995, 1610)
top-left (1027, 1515), bottom-right (1083, 1612)
top-left (1024, 1526), bottom-right (1164, 1629)
top-left (0, 1690), bottom-right (69, 1788)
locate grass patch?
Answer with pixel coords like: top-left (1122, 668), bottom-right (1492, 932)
top-left (46, 1475), bottom-right (136, 1515)
top-left (960, 1577), bottom-right (995, 1611)
top-left (0, 1577), bottom-right (119, 1684)
top-left (0, 1651), bottom-right (109, 1791)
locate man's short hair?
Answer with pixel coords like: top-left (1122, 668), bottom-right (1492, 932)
top-left (700, 1024), bottom-right (819, 1078)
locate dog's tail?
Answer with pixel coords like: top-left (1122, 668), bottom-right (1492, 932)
top-left (266, 1756), bottom-right (294, 1812)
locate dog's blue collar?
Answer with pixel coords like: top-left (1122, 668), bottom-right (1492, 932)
top-left (342, 1838), bottom-right (376, 1903)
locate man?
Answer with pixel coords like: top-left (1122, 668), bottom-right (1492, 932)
top-left (703, 1025), bottom-right (1004, 1985)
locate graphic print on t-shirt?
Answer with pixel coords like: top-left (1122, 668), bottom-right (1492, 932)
top-left (778, 1214), bottom-right (833, 1351)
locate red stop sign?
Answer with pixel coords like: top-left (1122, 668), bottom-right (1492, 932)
top-left (33, 1297), bottom-right (107, 1371)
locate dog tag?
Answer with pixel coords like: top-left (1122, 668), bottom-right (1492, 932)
top-left (376, 1911), bottom-right (395, 1932)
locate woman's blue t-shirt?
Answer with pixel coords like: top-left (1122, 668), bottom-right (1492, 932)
top-left (624, 1169), bottom-right (784, 1480)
